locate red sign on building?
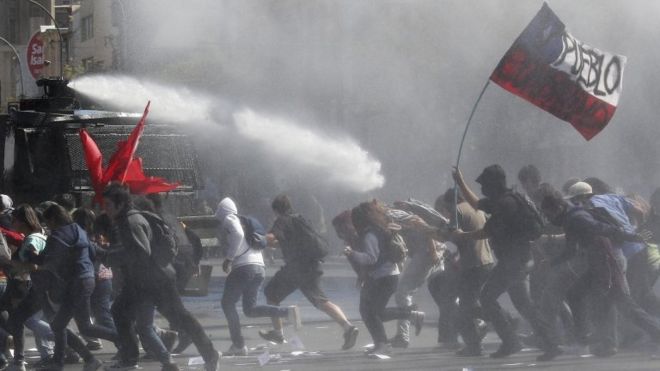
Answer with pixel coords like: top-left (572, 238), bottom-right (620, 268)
top-left (26, 32), bottom-right (45, 79)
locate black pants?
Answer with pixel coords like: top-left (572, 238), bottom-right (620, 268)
top-left (360, 275), bottom-right (412, 344)
top-left (113, 273), bottom-right (216, 365)
top-left (457, 264), bottom-right (494, 347)
top-left (480, 254), bottom-right (541, 346)
top-left (590, 245), bottom-right (660, 350)
top-left (427, 266), bottom-right (460, 343)
top-left (2, 281), bottom-right (40, 362)
top-left (50, 278), bottom-right (118, 365)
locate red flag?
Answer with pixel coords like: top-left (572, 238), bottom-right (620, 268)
top-left (79, 128), bottom-right (106, 204)
top-left (103, 101), bottom-right (150, 183)
top-left (78, 101), bottom-right (180, 202)
top-left (0, 226), bottom-right (24, 246)
top-left (490, 3), bottom-right (626, 140)
top-left (123, 157), bottom-right (179, 194)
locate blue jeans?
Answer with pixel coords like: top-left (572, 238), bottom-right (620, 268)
top-left (222, 264), bottom-right (288, 348)
top-left (25, 312), bottom-right (54, 359)
top-left (51, 278), bottom-right (118, 365)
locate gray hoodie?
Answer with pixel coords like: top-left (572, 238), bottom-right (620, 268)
top-left (215, 197), bottom-right (264, 269)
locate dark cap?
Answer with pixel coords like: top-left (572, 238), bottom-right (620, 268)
top-left (476, 164), bottom-right (506, 185)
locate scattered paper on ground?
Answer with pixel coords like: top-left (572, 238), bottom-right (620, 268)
top-left (258, 351), bottom-right (270, 366)
top-left (188, 356), bottom-right (205, 365)
top-left (368, 353), bottom-right (391, 360)
top-left (288, 335), bottom-right (305, 350)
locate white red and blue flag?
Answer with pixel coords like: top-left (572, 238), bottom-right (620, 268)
top-left (490, 2), bottom-right (626, 140)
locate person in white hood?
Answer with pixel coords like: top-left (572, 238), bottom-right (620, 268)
top-left (216, 197), bottom-right (301, 356)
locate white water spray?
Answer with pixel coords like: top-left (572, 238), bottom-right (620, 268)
top-left (69, 75), bottom-right (385, 193)
top-left (234, 109), bottom-right (384, 193)
top-left (69, 75), bottom-right (218, 124)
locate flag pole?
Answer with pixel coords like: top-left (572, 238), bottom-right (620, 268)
top-left (453, 79), bottom-right (491, 227)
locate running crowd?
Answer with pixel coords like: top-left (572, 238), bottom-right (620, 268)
top-left (0, 163), bottom-right (658, 370)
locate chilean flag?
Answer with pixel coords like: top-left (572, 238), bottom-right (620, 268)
top-left (490, 2), bottom-right (627, 140)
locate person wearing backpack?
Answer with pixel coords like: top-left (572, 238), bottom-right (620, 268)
top-left (345, 201), bottom-right (425, 356)
top-left (260, 194), bottom-right (359, 350)
top-left (33, 204), bottom-right (117, 371)
top-left (385, 203), bottom-right (439, 349)
top-left (215, 197), bottom-right (301, 356)
top-left (535, 189), bottom-right (660, 360)
top-left (451, 165), bottom-right (544, 358)
top-left (102, 183), bottom-right (220, 371)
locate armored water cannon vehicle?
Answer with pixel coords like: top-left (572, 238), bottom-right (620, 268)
top-left (0, 77), bottom-right (205, 217)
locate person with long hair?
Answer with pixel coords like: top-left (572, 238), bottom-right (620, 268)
top-left (345, 200), bottom-right (424, 356)
top-left (0, 204), bottom-right (53, 370)
top-left (34, 203), bottom-right (117, 371)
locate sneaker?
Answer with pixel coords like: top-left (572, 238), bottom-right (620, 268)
top-left (160, 363), bottom-right (180, 371)
top-left (83, 358), bottom-right (103, 371)
top-left (33, 358), bottom-right (54, 368)
top-left (411, 311), bottom-right (425, 336)
top-left (390, 334), bottom-right (409, 349)
top-left (258, 329), bottom-right (285, 344)
top-left (86, 340), bottom-right (103, 351)
top-left (536, 346), bottom-right (564, 362)
top-left (224, 345), bottom-right (248, 356)
top-left (204, 350), bottom-right (221, 371)
top-left (342, 326), bottom-right (359, 350)
top-left (34, 360), bottom-right (62, 371)
top-left (104, 361), bottom-right (140, 371)
top-left (141, 352), bottom-right (156, 361)
top-left (160, 330), bottom-right (178, 353)
top-left (366, 342), bottom-right (391, 356)
top-left (455, 346), bottom-right (483, 357)
top-left (490, 341), bottom-right (523, 358)
top-left (171, 332), bottom-right (193, 354)
top-left (591, 346), bottom-right (617, 358)
top-left (476, 319), bottom-right (488, 341)
top-left (287, 306), bottom-right (302, 330)
top-left (64, 350), bottom-right (82, 364)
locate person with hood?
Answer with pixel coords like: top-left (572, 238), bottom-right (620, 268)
top-left (102, 183), bottom-right (220, 371)
top-left (216, 197), bottom-right (301, 356)
top-left (451, 165), bottom-right (543, 358)
top-left (34, 203), bottom-right (117, 371)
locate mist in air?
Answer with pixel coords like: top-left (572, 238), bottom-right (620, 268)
top-left (94, 0), bottom-right (660, 215)
top-left (69, 75), bottom-right (385, 194)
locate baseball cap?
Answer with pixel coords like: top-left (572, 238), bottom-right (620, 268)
top-left (476, 164), bottom-right (506, 185)
top-left (0, 194), bottom-right (13, 215)
top-left (565, 181), bottom-right (593, 199)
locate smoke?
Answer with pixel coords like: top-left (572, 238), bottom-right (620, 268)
top-left (67, 0), bottom-right (660, 207)
top-left (69, 75), bottom-right (385, 194)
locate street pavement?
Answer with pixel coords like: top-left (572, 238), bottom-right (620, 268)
top-left (23, 256), bottom-right (660, 371)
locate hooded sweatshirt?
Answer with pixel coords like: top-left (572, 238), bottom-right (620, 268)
top-left (215, 198), bottom-right (264, 269)
top-left (37, 223), bottom-right (95, 282)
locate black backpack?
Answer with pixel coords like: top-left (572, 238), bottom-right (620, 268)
top-left (238, 215), bottom-right (267, 250)
top-left (290, 214), bottom-right (329, 261)
top-left (140, 211), bottom-right (179, 268)
top-left (509, 191), bottom-right (544, 242)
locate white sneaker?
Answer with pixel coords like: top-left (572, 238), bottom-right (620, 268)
top-left (288, 305), bottom-right (302, 330)
top-left (224, 344), bottom-right (248, 356)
